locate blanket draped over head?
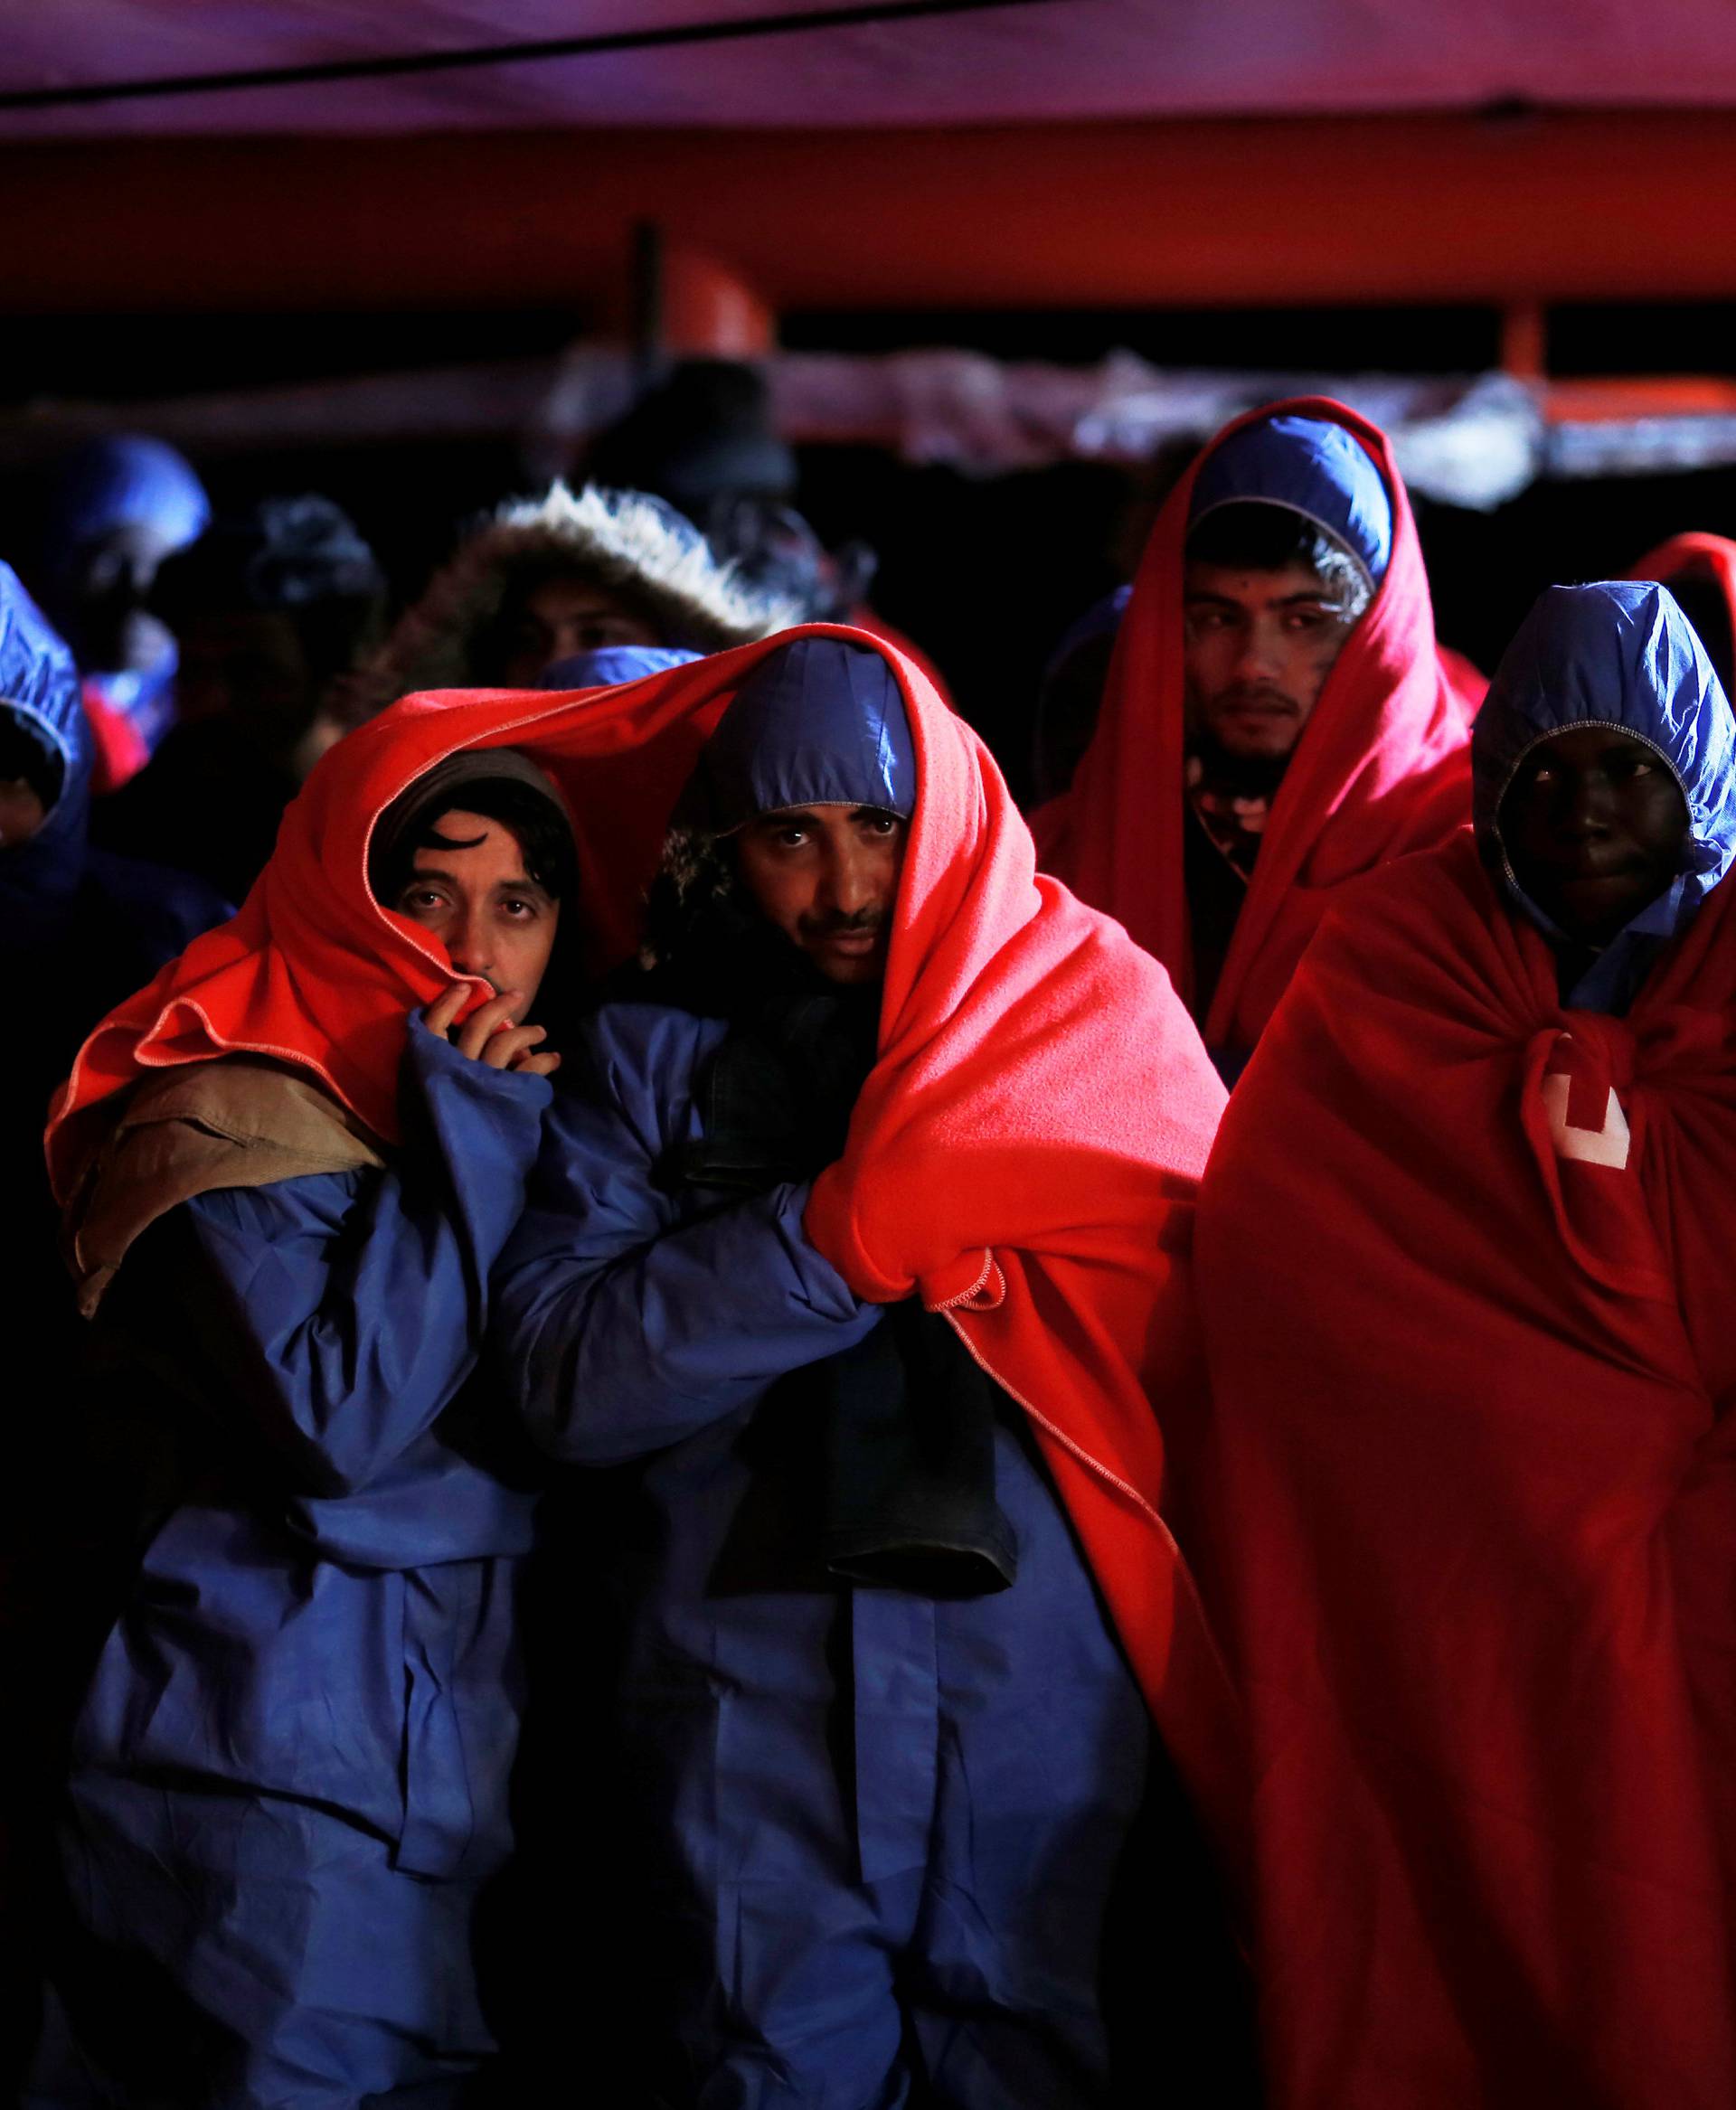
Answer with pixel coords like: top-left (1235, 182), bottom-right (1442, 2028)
top-left (1628, 531), bottom-right (1736, 687)
top-left (1188, 826), bottom-right (1736, 2107)
top-left (795, 640), bottom-right (1239, 1832)
top-left (46, 642), bottom-right (774, 1201)
top-left (46, 623), bottom-right (1240, 1834)
top-left (1033, 396), bottom-right (1471, 1056)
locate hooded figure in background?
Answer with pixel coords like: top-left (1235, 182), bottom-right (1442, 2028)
top-left (1184, 582), bottom-right (1736, 2106)
top-left (0, 560), bottom-right (227, 1336)
top-left (1034, 398), bottom-right (1471, 1080)
top-left (91, 495), bottom-right (387, 905)
top-left (36, 435), bottom-right (211, 794)
top-left (354, 481), bottom-right (800, 717)
top-left (583, 357), bottom-right (949, 690)
top-left (494, 632), bottom-right (1250, 2107)
top-left (0, 563), bottom-right (227, 2090)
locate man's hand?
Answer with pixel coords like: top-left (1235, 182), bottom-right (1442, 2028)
top-left (424, 984), bottom-right (561, 1078)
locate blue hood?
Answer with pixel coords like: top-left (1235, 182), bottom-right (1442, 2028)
top-left (539, 645), bottom-right (701, 690)
top-left (694, 637), bottom-right (915, 832)
top-left (1473, 580), bottom-right (1736, 998)
top-left (44, 435), bottom-right (210, 577)
top-left (0, 561), bottom-right (91, 947)
top-left (1189, 412), bottom-right (1392, 588)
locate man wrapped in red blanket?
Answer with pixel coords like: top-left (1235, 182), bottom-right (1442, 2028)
top-left (1034, 399), bottom-right (1471, 1081)
top-left (1189, 579), bottom-right (1736, 2105)
top-left (490, 627), bottom-right (1250, 2103)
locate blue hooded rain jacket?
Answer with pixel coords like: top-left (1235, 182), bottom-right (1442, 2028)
top-left (29, 1019), bottom-right (552, 2092)
top-left (494, 638), bottom-right (1244, 2110)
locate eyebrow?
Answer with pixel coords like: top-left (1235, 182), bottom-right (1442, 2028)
top-left (754, 806), bottom-right (900, 826)
top-left (1183, 589), bottom-right (1342, 609)
top-left (401, 866), bottom-right (549, 899)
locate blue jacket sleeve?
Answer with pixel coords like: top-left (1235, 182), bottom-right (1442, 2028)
top-left (494, 1004), bottom-right (882, 1465)
top-left (160, 1017), bottom-right (552, 1499)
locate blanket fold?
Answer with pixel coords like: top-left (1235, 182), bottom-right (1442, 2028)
top-left (65, 1059), bottom-right (386, 1314)
top-left (803, 649), bottom-right (1242, 1845)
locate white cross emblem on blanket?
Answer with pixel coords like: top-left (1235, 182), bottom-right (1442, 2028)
top-left (1541, 1069), bottom-right (1632, 1171)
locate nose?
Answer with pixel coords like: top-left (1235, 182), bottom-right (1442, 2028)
top-left (1555, 770), bottom-right (1614, 839)
top-left (1231, 619), bottom-right (1284, 682)
top-left (444, 902), bottom-right (495, 983)
top-left (819, 839), bottom-right (879, 918)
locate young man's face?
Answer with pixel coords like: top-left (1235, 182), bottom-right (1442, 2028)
top-left (494, 577), bottom-right (663, 687)
top-left (1182, 559), bottom-right (1362, 762)
top-left (1500, 727), bottom-right (1690, 946)
top-left (390, 808), bottom-right (561, 1008)
top-left (733, 805), bottom-right (908, 985)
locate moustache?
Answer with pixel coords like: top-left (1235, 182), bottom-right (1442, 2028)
top-left (798, 909), bottom-right (888, 941)
top-left (1214, 685), bottom-right (1302, 717)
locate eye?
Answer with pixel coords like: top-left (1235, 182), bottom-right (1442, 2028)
top-left (500, 898), bottom-right (541, 919)
top-left (400, 888), bottom-right (447, 911)
top-left (1284, 609), bottom-right (1328, 632)
top-left (861, 814), bottom-right (900, 837)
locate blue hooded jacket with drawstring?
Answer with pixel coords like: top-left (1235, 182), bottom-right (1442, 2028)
top-left (490, 637), bottom-right (1191, 2107)
top-left (1472, 579), bottom-right (1736, 1013)
top-left (24, 655), bottom-right (558, 2100)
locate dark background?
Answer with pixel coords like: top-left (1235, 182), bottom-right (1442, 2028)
top-left (9, 294), bottom-right (1736, 801)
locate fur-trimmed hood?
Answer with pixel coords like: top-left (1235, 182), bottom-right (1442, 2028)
top-left (357, 484), bottom-right (801, 711)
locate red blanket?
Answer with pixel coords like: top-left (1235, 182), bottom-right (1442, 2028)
top-left (48, 626), bottom-right (1241, 1837)
top-left (1034, 396), bottom-right (1471, 1054)
top-left (1189, 829), bottom-right (1736, 2106)
top-left (803, 664), bottom-right (1241, 1834)
top-left (1628, 530), bottom-right (1736, 648)
top-left (47, 637), bottom-right (835, 1194)
top-left (1436, 641), bottom-right (1488, 724)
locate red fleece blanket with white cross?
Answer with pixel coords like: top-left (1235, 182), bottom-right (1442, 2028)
top-left (1188, 827), bottom-right (1736, 2107)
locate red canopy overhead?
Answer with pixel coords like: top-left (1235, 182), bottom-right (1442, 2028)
top-left (6, 0), bottom-right (1736, 137)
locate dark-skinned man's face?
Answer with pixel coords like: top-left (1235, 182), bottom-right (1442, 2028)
top-left (1500, 726), bottom-right (1689, 946)
top-left (733, 805), bottom-right (908, 986)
